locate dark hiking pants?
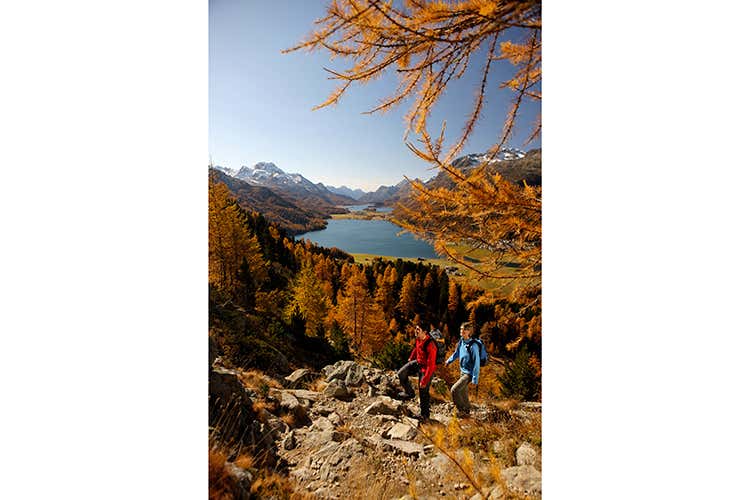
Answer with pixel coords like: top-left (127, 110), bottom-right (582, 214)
top-left (397, 359), bottom-right (433, 419)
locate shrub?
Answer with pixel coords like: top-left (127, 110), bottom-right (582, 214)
top-left (327, 322), bottom-right (351, 359)
top-left (497, 345), bottom-right (541, 401)
top-left (371, 338), bottom-right (412, 370)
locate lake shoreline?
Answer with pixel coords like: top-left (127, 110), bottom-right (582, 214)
top-left (297, 218), bottom-right (438, 260)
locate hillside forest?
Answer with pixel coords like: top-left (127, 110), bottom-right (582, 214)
top-left (209, 172), bottom-right (541, 398)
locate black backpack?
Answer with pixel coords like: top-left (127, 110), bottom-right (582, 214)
top-left (468, 338), bottom-right (488, 367)
top-left (424, 329), bottom-right (447, 364)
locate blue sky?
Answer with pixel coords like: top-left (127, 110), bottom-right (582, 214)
top-left (209, 0), bottom-right (540, 191)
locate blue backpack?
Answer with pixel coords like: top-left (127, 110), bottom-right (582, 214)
top-left (468, 338), bottom-right (488, 367)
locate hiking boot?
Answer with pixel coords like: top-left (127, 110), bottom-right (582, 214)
top-left (397, 391), bottom-right (415, 400)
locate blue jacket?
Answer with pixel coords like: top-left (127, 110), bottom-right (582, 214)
top-left (446, 338), bottom-right (481, 385)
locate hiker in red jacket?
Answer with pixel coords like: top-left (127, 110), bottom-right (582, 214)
top-left (397, 323), bottom-right (438, 422)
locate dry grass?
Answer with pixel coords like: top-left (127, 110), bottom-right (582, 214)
top-left (234, 454), bottom-right (254, 470)
top-left (335, 421), bottom-right (355, 439)
top-left (416, 403), bottom-right (542, 499)
top-left (250, 471), bottom-right (300, 499)
top-left (208, 449), bottom-right (236, 500)
top-left (252, 399), bottom-right (279, 416)
top-left (309, 376), bottom-right (328, 392)
top-left (239, 368), bottom-right (283, 393)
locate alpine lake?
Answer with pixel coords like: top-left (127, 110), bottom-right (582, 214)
top-left (296, 205), bottom-right (439, 260)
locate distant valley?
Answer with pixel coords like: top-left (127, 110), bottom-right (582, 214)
top-left (209, 148), bottom-right (538, 235)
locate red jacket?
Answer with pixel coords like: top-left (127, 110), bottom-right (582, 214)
top-left (409, 336), bottom-right (437, 386)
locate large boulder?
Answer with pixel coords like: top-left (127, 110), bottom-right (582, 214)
top-left (225, 463), bottom-right (253, 500)
top-left (312, 417), bottom-right (334, 432)
top-left (279, 391), bottom-right (301, 412)
top-left (502, 465), bottom-right (542, 496)
top-left (285, 389), bottom-right (320, 407)
top-left (284, 368), bottom-right (318, 388)
top-left (381, 439), bottom-right (423, 457)
top-left (325, 360), bottom-right (357, 382)
top-left (281, 431), bottom-right (296, 450)
top-left (209, 366), bottom-right (277, 466)
top-left (344, 364), bottom-right (365, 387)
top-left (386, 422), bottom-right (417, 441)
top-left (323, 379), bottom-right (351, 400)
top-left (364, 396), bottom-right (402, 416)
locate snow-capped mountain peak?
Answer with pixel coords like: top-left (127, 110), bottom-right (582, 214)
top-left (211, 165), bottom-right (237, 177)
top-left (232, 161), bottom-right (329, 192)
top-left (451, 148), bottom-right (526, 169)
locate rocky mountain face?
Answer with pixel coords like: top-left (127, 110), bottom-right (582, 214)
top-left (358, 179), bottom-right (410, 204)
top-left (209, 357), bottom-right (542, 499)
top-left (444, 148), bottom-right (541, 187)
top-left (209, 168), bottom-right (332, 234)
top-left (325, 185), bottom-right (367, 201)
top-left (360, 148), bottom-right (538, 206)
top-left (231, 162), bottom-right (357, 207)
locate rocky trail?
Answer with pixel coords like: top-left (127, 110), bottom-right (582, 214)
top-left (210, 358), bottom-right (541, 499)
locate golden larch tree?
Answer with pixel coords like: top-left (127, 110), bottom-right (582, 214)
top-left (286, 263), bottom-right (332, 338)
top-left (287, 0), bottom-right (542, 284)
top-left (208, 175), bottom-right (266, 295)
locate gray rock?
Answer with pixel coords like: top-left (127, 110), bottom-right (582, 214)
top-left (344, 364), bottom-right (365, 386)
top-left (491, 440), bottom-right (503, 455)
top-left (289, 467), bottom-right (312, 483)
top-left (430, 453), bottom-right (452, 472)
top-left (279, 391), bottom-right (301, 412)
top-left (364, 433), bottom-right (385, 450)
top-left (431, 414), bottom-right (451, 426)
top-left (382, 439), bottom-right (423, 457)
top-left (402, 416), bottom-right (420, 428)
top-left (262, 417), bottom-right (289, 440)
top-left (502, 465), bottom-right (542, 496)
top-left (321, 363), bottom-right (337, 378)
top-left (281, 432), bottom-right (296, 450)
top-left (376, 415), bottom-right (398, 425)
top-left (325, 360), bottom-right (357, 382)
top-left (323, 379), bottom-right (350, 400)
top-left (312, 416), bottom-right (334, 432)
top-left (387, 422), bottom-right (417, 440)
top-left (286, 389), bottom-right (321, 403)
top-left (314, 405), bottom-right (335, 416)
top-left (285, 368), bottom-right (317, 387)
top-left (364, 396), bottom-right (402, 416)
top-left (225, 463), bottom-right (253, 500)
top-left (516, 442), bottom-right (538, 466)
top-left (365, 370), bottom-right (383, 385)
top-left (327, 412), bottom-right (343, 426)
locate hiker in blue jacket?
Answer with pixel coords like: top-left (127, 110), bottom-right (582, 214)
top-left (445, 322), bottom-right (481, 416)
